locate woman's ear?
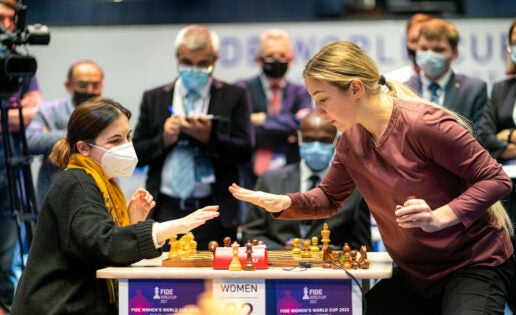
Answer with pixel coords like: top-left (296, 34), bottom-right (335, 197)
top-left (76, 141), bottom-right (91, 156)
top-left (350, 80), bottom-right (364, 99)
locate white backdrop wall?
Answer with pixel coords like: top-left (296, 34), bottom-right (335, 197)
top-left (27, 19), bottom-right (510, 126)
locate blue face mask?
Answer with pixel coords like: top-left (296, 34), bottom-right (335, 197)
top-left (299, 141), bottom-right (335, 172)
top-left (415, 50), bottom-right (448, 78)
top-left (178, 65), bottom-right (212, 90)
top-left (511, 45), bottom-right (516, 65)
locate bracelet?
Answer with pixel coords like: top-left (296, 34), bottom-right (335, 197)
top-left (508, 128), bottom-right (514, 144)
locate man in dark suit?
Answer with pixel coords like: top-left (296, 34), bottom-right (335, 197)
top-left (235, 29), bottom-right (312, 190)
top-left (241, 112), bottom-right (371, 251)
top-left (405, 18), bottom-right (487, 132)
top-left (133, 24), bottom-right (253, 250)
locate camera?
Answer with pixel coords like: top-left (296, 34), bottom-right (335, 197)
top-left (0, 1), bottom-right (50, 96)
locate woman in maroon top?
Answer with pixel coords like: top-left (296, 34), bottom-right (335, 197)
top-left (230, 41), bottom-right (514, 314)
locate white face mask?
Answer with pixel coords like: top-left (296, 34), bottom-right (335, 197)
top-left (89, 142), bottom-right (138, 178)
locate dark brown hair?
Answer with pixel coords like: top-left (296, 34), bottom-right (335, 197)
top-left (49, 97), bottom-right (131, 169)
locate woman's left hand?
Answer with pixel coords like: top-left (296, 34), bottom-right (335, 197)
top-left (395, 197), bottom-right (458, 232)
top-left (128, 188), bottom-right (156, 224)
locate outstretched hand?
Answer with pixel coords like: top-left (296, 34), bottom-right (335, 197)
top-left (127, 188), bottom-right (156, 224)
top-left (174, 206), bottom-right (220, 234)
top-left (228, 183), bottom-right (291, 213)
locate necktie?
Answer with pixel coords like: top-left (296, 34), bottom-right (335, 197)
top-left (428, 82), bottom-right (440, 104)
top-left (184, 89), bottom-right (199, 115)
top-left (171, 90), bottom-right (199, 199)
top-left (308, 174), bottom-right (320, 190)
top-left (268, 83), bottom-right (281, 115)
top-left (301, 174), bottom-right (320, 229)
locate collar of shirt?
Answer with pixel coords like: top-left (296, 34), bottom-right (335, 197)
top-left (172, 78), bottom-right (212, 116)
top-left (299, 160), bottom-right (328, 192)
top-left (259, 74), bottom-right (286, 97)
top-left (420, 69), bottom-right (453, 103)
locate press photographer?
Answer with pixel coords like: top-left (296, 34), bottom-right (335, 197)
top-left (0, 0), bottom-right (49, 313)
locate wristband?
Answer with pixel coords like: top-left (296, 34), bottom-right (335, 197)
top-left (508, 128), bottom-right (514, 144)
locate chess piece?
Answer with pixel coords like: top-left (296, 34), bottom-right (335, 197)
top-left (331, 251), bottom-right (341, 269)
top-left (358, 245), bottom-right (367, 263)
top-left (342, 243), bottom-right (351, 254)
top-left (168, 235), bottom-right (179, 260)
top-left (301, 239), bottom-right (312, 259)
top-left (229, 241), bottom-right (242, 271)
top-left (350, 250), bottom-right (359, 269)
top-left (343, 251), bottom-right (352, 269)
top-left (321, 223), bottom-right (331, 254)
top-left (322, 245), bottom-right (332, 262)
top-left (223, 237), bottom-right (232, 247)
top-left (310, 236), bottom-right (320, 260)
top-left (208, 241), bottom-right (219, 253)
top-left (291, 238), bottom-right (301, 259)
top-left (244, 241), bottom-right (256, 271)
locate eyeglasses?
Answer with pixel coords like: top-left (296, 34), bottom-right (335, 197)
top-left (177, 64), bottom-right (213, 74)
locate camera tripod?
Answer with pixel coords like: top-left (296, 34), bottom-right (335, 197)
top-left (1, 81), bottom-right (38, 270)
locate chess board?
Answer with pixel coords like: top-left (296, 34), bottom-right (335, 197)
top-left (162, 250), bottom-right (326, 268)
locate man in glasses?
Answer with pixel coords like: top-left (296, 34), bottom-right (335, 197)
top-left (133, 24), bottom-right (253, 250)
top-left (236, 28), bottom-right (312, 192)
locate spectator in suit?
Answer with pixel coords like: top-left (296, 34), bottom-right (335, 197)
top-left (0, 0), bottom-right (43, 313)
top-left (477, 18), bottom-right (516, 311)
top-left (26, 60), bottom-right (104, 207)
top-left (133, 24), bottom-right (253, 250)
top-left (236, 28), bottom-right (312, 190)
top-left (405, 18), bottom-right (488, 132)
top-left (241, 111), bottom-right (371, 250)
top-left (385, 13), bottom-right (433, 83)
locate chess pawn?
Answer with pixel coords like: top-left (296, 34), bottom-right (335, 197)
top-left (168, 235), bottom-right (179, 260)
top-left (310, 236), bottom-right (320, 260)
top-left (223, 237), bottom-right (232, 247)
top-left (342, 243), bottom-right (351, 253)
top-left (343, 251), bottom-right (352, 269)
top-left (229, 241), bottom-right (242, 271)
top-left (244, 242), bottom-right (256, 271)
top-left (301, 239), bottom-right (312, 259)
top-left (291, 238), bottom-right (301, 259)
top-left (350, 250), bottom-right (359, 269)
top-left (331, 251), bottom-right (341, 269)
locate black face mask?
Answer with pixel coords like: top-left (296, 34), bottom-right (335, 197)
top-left (261, 58), bottom-right (289, 78)
top-left (406, 46), bottom-right (416, 59)
top-left (72, 91), bottom-right (99, 106)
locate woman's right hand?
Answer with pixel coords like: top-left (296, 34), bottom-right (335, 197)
top-left (175, 206), bottom-right (220, 234)
top-left (156, 206), bottom-right (220, 244)
top-left (228, 183), bottom-right (291, 213)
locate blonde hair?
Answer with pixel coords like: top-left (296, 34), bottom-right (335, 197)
top-left (303, 40), bottom-right (514, 236)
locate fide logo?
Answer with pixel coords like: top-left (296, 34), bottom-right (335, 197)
top-left (302, 286), bottom-right (327, 301)
top-left (153, 286), bottom-right (178, 300)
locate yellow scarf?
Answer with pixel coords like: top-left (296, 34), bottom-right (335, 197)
top-left (67, 153), bottom-right (129, 303)
top-left (67, 153), bottom-right (129, 227)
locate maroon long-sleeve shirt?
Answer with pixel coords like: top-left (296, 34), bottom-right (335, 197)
top-left (280, 99), bottom-right (513, 297)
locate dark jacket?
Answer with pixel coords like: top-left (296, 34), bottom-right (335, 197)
top-left (12, 169), bottom-right (160, 315)
top-left (133, 79), bottom-right (253, 228)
